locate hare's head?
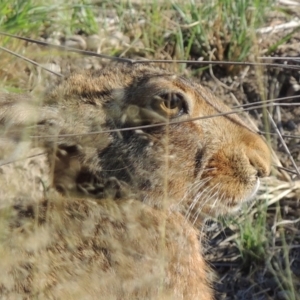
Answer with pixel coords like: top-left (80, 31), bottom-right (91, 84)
top-left (46, 64), bottom-right (271, 220)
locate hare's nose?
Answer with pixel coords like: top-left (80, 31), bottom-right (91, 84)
top-left (243, 133), bottom-right (271, 178)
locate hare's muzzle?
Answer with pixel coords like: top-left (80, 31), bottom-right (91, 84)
top-left (198, 120), bottom-right (271, 216)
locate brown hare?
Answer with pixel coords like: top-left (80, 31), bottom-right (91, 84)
top-left (0, 63), bottom-right (271, 299)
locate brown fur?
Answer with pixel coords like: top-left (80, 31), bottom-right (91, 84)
top-left (0, 64), bottom-right (271, 299)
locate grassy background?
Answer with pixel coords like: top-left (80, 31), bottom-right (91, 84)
top-left (0, 0), bottom-right (276, 73)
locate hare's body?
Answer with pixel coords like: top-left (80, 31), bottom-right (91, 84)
top-left (0, 64), bottom-right (271, 299)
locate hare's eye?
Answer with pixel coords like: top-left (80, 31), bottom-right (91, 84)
top-left (158, 93), bottom-right (186, 117)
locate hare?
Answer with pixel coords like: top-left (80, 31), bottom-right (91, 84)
top-left (0, 63), bottom-right (271, 299)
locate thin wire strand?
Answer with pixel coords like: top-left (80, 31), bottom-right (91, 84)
top-left (268, 111), bottom-right (300, 178)
top-left (0, 31), bottom-right (132, 63)
top-left (0, 46), bottom-right (63, 77)
top-left (0, 152), bottom-right (47, 167)
top-left (276, 165), bottom-right (300, 176)
top-left (28, 102), bottom-right (295, 138)
top-left (1, 31), bottom-right (300, 70)
top-left (259, 131), bottom-right (300, 140)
